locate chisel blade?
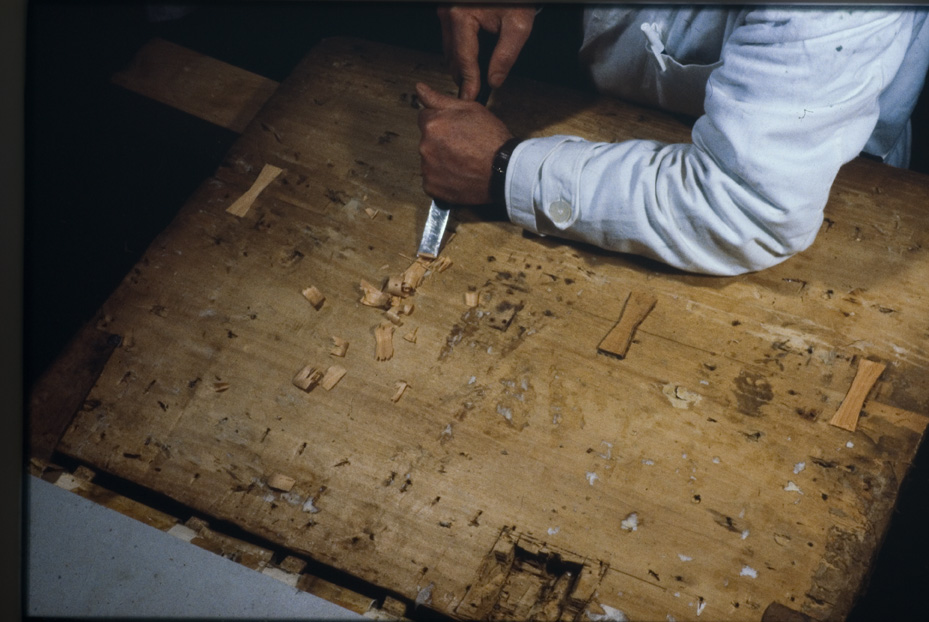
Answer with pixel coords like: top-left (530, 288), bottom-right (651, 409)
top-left (417, 199), bottom-right (451, 259)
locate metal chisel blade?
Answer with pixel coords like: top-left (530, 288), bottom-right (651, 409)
top-left (417, 199), bottom-right (451, 259)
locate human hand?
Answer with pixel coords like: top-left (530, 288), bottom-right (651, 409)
top-left (438, 4), bottom-right (536, 101)
top-left (416, 82), bottom-right (514, 205)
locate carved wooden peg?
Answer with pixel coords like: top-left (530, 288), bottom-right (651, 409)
top-left (597, 290), bottom-right (658, 359)
top-left (830, 358), bottom-right (886, 432)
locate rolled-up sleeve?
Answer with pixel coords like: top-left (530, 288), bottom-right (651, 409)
top-left (506, 9), bottom-right (919, 275)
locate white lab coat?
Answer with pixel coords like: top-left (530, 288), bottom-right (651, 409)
top-left (505, 6), bottom-right (929, 275)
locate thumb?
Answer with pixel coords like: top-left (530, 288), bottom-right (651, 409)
top-left (415, 83), bottom-right (460, 111)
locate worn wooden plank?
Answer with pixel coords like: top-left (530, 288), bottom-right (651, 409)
top-left (28, 310), bottom-right (121, 462)
top-left (111, 37), bottom-right (279, 133)
top-left (58, 38), bottom-right (929, 621)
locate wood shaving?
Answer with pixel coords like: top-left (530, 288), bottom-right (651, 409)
top-left (403, 327), bottom-right (418, 344)
top-left (464, 290), bottom-right (479, 307)
top-left (391, 381), bottom-right (410, 403)
top-left (364, 207), bottom-right (379, 219)
top-left (375, 321), bottom-right (395, 361)
top-left (302, 286), bottom-right (326, 310)
top-left (330, 336), bottom-right (349, 357)
top-left (359, 279), bottom-right (392, 308)
top-left (320, 365), bottom-right (347, 391)
top-left (292, 365), bottom-right (323, 391)
top-left (267, 473), bottom-right (296, 492)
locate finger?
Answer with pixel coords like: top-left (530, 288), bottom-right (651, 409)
top-left (415, 82), bottom-right (459, 111)
top-left (487, 12), bottom-right (534, 88)
top-left (450, 15), bottom-right (482, 100)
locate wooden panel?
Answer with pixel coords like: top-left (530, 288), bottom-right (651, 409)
top-left (111, 37), bottom-right (279, 133)
top-left (59, 38), bottom-right (929, 621)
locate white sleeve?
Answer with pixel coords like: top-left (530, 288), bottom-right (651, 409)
top-left (505, 9), bottom-right (916, 275)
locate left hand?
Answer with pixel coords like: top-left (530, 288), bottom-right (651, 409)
top-left (416, 82), bottom-right (513, 205)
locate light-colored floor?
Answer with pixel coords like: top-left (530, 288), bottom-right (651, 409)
top-left (25, 475), bottom-right (363, 619)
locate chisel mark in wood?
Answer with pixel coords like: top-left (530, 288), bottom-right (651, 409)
top-left (597, 291), bottom-right (657, 359)
top-left (830, 359), bottom-right (886, 432)
top-left (226, 163), bottom-right (283, 217)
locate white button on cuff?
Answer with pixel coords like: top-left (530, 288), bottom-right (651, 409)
top-left (548, 200), bottom-right (573, 226)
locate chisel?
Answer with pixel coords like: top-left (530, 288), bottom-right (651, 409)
top-left (417, 33), bottom-right (495, 259)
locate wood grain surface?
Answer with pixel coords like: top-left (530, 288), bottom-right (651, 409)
top-left (58, 38), bottom-right (929, 621)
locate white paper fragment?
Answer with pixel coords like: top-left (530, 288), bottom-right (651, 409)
top-left (586, 472), bottom-right (599, 486)
top-left (621, 512), bottom-right (639, 532)
top-left (586, 604), bottom-right (629, 622)
top-left (548, 527), bottom-right (560, 536)
top-left (741, 529), bottom-right (750, 540)
top-left (793, 461), bottom-right (806, 474)
top-left (677, 554), bottom-right (693, 562)
top-left (415, 583), bottom-right (434, 607)
top-left (740, 565), bottom-right (758, 579)
top-left (846, 441), bottom-right (855, 448)
top-left (784, 481), bottom-right (803, 494)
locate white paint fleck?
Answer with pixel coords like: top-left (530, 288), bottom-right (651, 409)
top-left (442, 424), bottom-right (453, 437)
top-left (677, 554), bottom-right (693, 562)
top-left (548, 527), bottom-right (560, 536)
top-left (784, 481), bottom-right (803, 494)
top-left (667, 615), bottom-right (677, 622)
top-left (468, 375), bottom-right (477, 385)
top-left (487, 346), bottom-right (493, 354)
top-left (598, 441), bottom-right (613, 460)
top-left (846, 441), bottom-right (855, 448)
top-left (415, 583), bottom-right (434, 607)
top-left (682, 453), bottom-right (687, 459)
top-left (712, 456), bottom-right (721, 464)
top-left (302, 498), bottom-right (320, 513)
top-left (661, 383), bottom-right (702, 409)
top-left (740, 565), bottom-right (758, 579)
top-left (673, 592), bottom-right (680, 598)
top-left (586, 472), bottom-right (599, 486)
top-left (793, 461), bottom-right (806, 474)
top-left (696, 600), bottom-right (707, 616)
top-left (741, 529), bottom-right (750, 540)
top-left (586, 604), bottom-right (628, 622)
top-left (496, 404), bottom-right (513, 421)
top-left (642, 459), bottom-right (655, 466)
top-left (621, 512), bottom-right (639, 532)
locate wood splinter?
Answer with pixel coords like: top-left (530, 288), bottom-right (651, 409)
top-left (830, 358), bottom-right (886, 432)
top-left (302, 286), bottom-right (325, 310)
top-left (225, 163), bottom-right (283, 217)
top-left (375, 321), bottom-right (396, 361)
top-left (597, 290), bottom-right (658, 359)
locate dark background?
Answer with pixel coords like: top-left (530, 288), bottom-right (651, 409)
top-left (24, 2), bottom-right (928, 619)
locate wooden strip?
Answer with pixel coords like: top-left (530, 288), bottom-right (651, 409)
top-left (597, 291), bottom-right (658, 359)
top-left (111, 38), bottom-right (279, 133)
top-left (830, 358), bottom-right (887, 431)
top-left (225, 163), bottom-right (282, 217)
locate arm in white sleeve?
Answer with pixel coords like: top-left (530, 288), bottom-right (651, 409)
top-left (505, 9), bottom-right (919, 275)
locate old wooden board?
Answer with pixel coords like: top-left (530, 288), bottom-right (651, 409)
top-left (57, 38), bottom-right (929, 621)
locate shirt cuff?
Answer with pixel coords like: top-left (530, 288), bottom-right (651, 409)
top-left (505, 135), bottom-right (596, 236)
